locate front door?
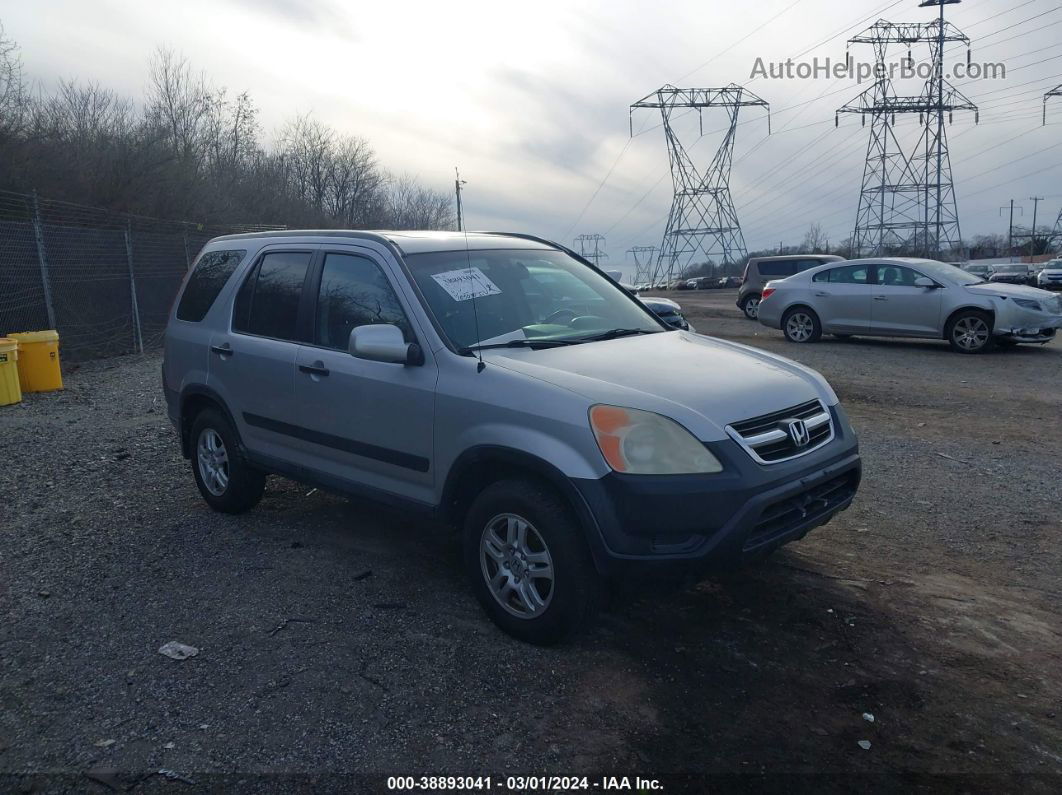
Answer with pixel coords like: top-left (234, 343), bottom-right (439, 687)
top-left (294, 249), bottom-right (437, 504)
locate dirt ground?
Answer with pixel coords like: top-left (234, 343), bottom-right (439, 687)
top-left (1, 290), bottom-right (1060, 792)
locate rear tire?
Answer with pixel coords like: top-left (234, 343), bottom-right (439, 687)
top-left (463, 479), bottom-right (603, 645)
top-left (946, 310), bottom-right (994, 354)
top-left (740, 294), bottom-right (761, 320)
top-left (190, 409), bottom-right (266, 513)
top-left (782, 307), bottom-right (822, 344)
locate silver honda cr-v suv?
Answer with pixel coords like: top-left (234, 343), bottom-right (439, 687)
top-left (163, 231), bottom-right (861, 643)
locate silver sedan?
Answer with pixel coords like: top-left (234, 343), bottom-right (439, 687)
top-left (756, 258), bottom-right (1062, 354)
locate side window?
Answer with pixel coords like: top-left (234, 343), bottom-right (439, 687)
top-left (176, 249), bottom-right (246, 322)
top-left (877, 265), bottom-right (919, 287)
top-left (232, 251), bottom-right (313, 340)
top-left (814, 265), bottom-right (870, 284)
top-left (759, 260), bottom-right (799, 277)
top-left (314, 253), bottom-right (413, 350)
top-left (796, 258), bottom-right (826, 272)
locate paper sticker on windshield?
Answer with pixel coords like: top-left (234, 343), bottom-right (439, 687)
top-left (431, 267), bottom-right (502, 302)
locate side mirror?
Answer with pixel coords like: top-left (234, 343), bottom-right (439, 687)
top-left (349, 324), bottom-right (424, 366)
top-left (914, 277), bottom-right (939, 289)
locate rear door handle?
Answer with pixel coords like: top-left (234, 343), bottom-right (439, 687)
top-left (873, 296), bottom-right (888, 301)
top-left (814, 291), bottom-right (829, 297)
top-left (210, 343), bottom-right (233, 357)
top-left (299, 363), bottom-right (330, 377)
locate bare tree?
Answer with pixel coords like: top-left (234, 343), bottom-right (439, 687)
top-left (801, 223), bottom-right (828, 253)
top-left (0, 30), bottom-right (454, 230)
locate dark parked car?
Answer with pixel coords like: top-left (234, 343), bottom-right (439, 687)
top-left (640, 296), bottom-right (693, 331)
top-left (988, 264), bottom-right (1033, 286)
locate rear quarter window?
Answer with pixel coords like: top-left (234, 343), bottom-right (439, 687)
top-left (176, 249), bottom-right (247, 322)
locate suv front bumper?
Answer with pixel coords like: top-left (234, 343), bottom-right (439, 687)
top-left (571, 405), bottom-right (861, 576)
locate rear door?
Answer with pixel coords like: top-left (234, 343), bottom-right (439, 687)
top-left (207, 247), bottom-right (317, 462)
top-left (809, 264), bottom-right (873, 333)
top-left (869, 264), bottom-right (943, 336)
top-left (293, 248), bottom-right (437, 503)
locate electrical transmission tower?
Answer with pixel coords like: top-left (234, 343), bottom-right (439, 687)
top-left (628, 246), bottom-right (657, 284)
top-left (837, 1), bottom-right (977, 259)
top-left (1050, 206), bottom-right (1062, 253)
top-left (574, 234), bottom-right (608, 268)
top-left (631, 84), bottom-right (769, 283)
top-left (1045, 85), bottom-right (1062, 124)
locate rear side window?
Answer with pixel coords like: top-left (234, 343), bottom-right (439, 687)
top-left (176, 250), bottom-right (246, 322)
top-left (233, 251), bottom-right (313, 340)
top-left (314, 253), bottom-right (413, 349)
top-left (758, 260), bottom-right (799, 277)
top-left (813, 265), bottom-right (871, 284)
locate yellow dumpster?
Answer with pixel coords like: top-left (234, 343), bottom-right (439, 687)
top-left (9, 330), bottom-right (64, 393)
top-left (0, 338), bottom-right (21, 406)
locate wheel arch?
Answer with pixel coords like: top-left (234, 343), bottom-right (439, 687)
top-left (781, 302), bottom-right (819, 321)
top-left (178, 385), bottom-right (243, 459)
top-left (441, 446), bottom-right (604, 565)
top-left (943, 305), bottom-right (995, 340)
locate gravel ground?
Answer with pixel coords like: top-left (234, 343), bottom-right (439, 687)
top-left (1, 291), bottom-right (1060, 792)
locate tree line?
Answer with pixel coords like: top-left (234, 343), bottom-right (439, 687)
top-left (0, 24), bottom-right (454, 230)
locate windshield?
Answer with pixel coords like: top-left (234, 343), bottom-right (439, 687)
top-left (993, 264), bottom-right (1028, 274)
top-left (912, 260), bottom-right (985, 286)
top-left (403, 248), bottom-right (664, 350)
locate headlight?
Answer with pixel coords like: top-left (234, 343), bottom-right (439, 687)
top-left (1013, 298), bottom-right (1043, 311)
top-left (589, 405), bottom-right (723, 475)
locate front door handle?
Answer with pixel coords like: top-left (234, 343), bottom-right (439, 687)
top-left (210, 343), bottom-right (233, 357)
top-left (873, 296), bottom-right (888, 301)
top-left (299, 363), bottom-right (330, 377)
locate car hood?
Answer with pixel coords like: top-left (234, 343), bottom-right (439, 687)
top-left (966, 282), bottom-right (1054, 301)
top-left (1039, 268), bottom-right (1062, 276)
top-left (485, 331), bottom-right (834, 441)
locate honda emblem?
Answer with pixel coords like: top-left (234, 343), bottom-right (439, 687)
top-left (786, 419), bottom-right (811, 447)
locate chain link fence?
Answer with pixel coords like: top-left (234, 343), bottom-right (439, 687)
top-left (0, 189), bottom-right (281, 360)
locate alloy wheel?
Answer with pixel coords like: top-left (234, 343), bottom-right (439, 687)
top-left (480, 513), bottom-right (555, 619)
top-left (197, 428), bottom-right (229, 496)
top-left (786, 312), bottom-right (815, 342)
top-left (952, 316), bottom-right (990, 352)
top-left (744, 297), bottom-right (760, 319)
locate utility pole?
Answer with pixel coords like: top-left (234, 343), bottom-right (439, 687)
top-left (454, 167), bottom-right (466, 232)
top-left (1000, 200), bottom-right (1023, 259)
top-left (1030, 196), bottom-right (1044, 256)
top-left (1044, 85), bottom-right (1062, 125)
top-left (630, 84), bottom-right (770, 285)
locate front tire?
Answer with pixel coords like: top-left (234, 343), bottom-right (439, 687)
top-left (740, 294), bottom-right (761, 320)
top-left (946, 310), bottom-right (994, 354)
top-left (463, 479), bottom-right (602, 645)
top-left (782, 307), bottom-right (822, 344)
top-left (190, 409), bottom-right (266, 513)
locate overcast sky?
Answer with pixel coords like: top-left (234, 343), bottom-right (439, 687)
top-left (3, 0), bottom-right (1061, 274)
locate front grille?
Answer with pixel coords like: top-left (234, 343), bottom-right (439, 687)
top-left (744, 472), bottom-right (857, 551)
top-left (727, 399), bottom-right (833, 463)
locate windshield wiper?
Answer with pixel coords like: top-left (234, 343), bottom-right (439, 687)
top-left (460, 338), bottom-right (580, 354)
top-left (571, 328), bottom-right (662, 342)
